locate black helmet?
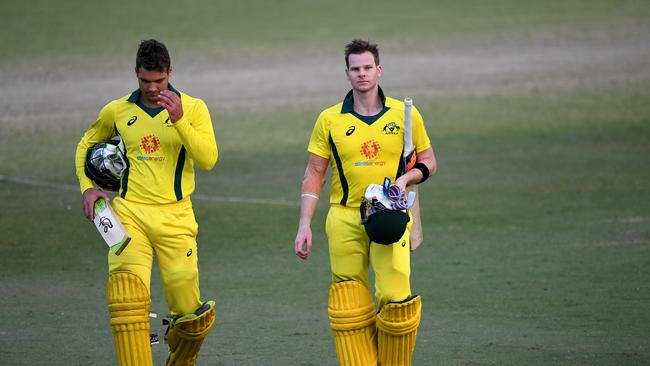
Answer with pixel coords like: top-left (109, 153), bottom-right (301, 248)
top-left (84, 136), bottom-right (126, 192)
top-left (360, 178), bottom-right (413, 244)
top-left (360, 200), bottom-right (410, 245)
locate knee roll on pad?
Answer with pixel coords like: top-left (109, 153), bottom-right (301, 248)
top-left (376, 295), bottom-right (422, 366)
top-left (165, 300), bottom-right (216, 366)
top-left (107, 271), bottom-right (152, 366)
top-left (328, 281), bottom-right (378, 366)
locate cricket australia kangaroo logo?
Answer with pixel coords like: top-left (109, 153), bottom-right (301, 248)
top-left (99, 217), bottom-right (114, 233)
top-left (360, 139), bottom-right (381, 159)
top-left (140, 135), bottom-right (161, 154)
top-left (383, 122), bottom-right (400, 134)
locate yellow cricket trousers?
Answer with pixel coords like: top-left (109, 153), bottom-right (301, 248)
top-left (109, 196), bottom-right (202, 316)
top-left (326, 204), bottom-right (412, 310)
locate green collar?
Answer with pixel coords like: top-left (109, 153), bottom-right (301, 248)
top-left (127, 84), bottom-right (180, 118)
top-left (340, 86), bottom-right (387, 113)
top-left (127, 83), bottom-right (181, 103)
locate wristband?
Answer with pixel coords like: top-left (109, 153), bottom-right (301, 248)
top-left (301, 192), bottom-right (319, 200)
top-left (413, 162), bottom-right (429, 184)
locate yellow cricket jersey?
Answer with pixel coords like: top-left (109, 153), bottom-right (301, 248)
top-left (75, 85), bottom-right (218, 204)
top-left (308, 87), bottom-right (431, 208)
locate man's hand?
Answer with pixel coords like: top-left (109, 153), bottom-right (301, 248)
top-left (158, 90), bottom-right (183, 123)
top-left (294, 225), bottom-right (312, 260)
top-left (82, 188), bottom-right (110, 221)
top-left (294, 153), bottom-right (328, 261)
top-left (392, 177), bottom-right (408, 193)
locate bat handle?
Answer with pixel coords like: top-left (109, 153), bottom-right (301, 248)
top-left (403, 97), bottom-right (414, 154)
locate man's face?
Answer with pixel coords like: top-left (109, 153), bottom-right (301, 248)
top-left (135, 66), bottom-right (171, 105)
top-left (346, 51), bottom-right (382, 92)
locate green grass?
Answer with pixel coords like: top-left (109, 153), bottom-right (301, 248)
top-left (2, 0), bottom-right (648, 67)
top-left (2, 86), bottom-right (649, 364)
top-left (1, 1), bottom-right (650, 365)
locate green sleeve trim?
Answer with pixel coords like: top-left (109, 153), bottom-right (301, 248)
top-left (174, 146), bottom-right (186, 201)
top-left (329, 133), bottom-right (348, 206)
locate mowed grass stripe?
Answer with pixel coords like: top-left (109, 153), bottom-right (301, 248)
top-left (0, 174), bottom-right (299, 207)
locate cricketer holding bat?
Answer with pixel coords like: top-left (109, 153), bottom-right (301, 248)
top-left (75, 39), bottom-right (218, 365)
top-left (294, 39), bottom-right (437, 365)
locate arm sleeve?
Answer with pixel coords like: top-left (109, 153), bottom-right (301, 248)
top-left (412, 106), bottom-right (431, 153)
top-left (307, 111), bottom-right (331, 159)
top-left (173, 98), bottom-right (218, 171)
top-left (74, 103), bottom-right (117, 193)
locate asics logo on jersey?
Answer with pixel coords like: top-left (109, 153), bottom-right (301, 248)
top-left (140, 135), bottom-right (161, 154)
top-left (127, 116), bottom-right (138, 126)
top-left (383, 122), bottom-right (400, 134)
top-left (360, 139), bottom-right (381, 159)
top-left (346, 126), bottom-right (356, 136)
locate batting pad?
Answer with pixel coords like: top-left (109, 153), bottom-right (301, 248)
top-left (328, 281), bottom-right (378, 366)
top-left (107, 271), bottom-right (152, 366)
top-left (165, 300), bottom-right (216, 366)
top-left (376, 295), bottom-right (422, 366)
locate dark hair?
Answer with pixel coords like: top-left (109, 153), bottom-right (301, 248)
top-left (135, 39), bottom-right (171, 71)
top-left (344, 39), bottom-right (379, 68)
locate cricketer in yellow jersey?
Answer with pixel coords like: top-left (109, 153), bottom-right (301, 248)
top-left (294, 40), bottom-right (437, 366)
top-left (75, 40), bottom-right (217, 366)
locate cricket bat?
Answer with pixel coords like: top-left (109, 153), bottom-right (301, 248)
top-left (403, 97), bottom-right (424, 251)
top-left (93, 198), bottom-right (130, 255)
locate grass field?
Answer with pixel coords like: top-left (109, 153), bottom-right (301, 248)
top-left (1, 1), bottom-right (649, 365)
